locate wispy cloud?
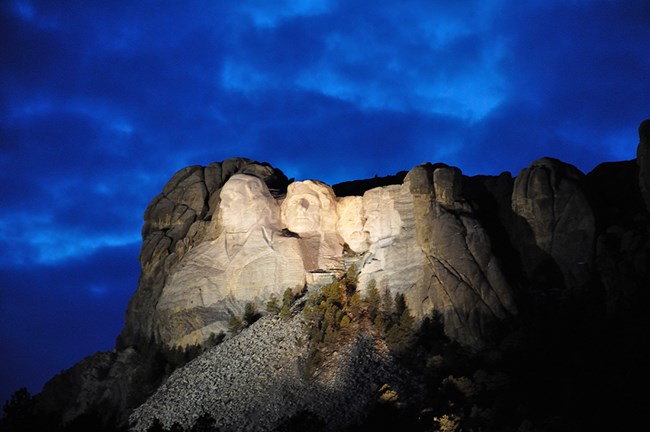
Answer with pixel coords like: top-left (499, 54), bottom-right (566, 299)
top-left (1, 0), bottom-right (649, 404)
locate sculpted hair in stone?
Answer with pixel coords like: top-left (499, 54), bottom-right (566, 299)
top-left (281, 180), bottom-right (339, 234)
top-left (220, 174), bottom-right (281, 232)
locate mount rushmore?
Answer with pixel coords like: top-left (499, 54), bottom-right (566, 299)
top-left (120, 159), bottom-right (521, 351)
top-left (7, 120), bottom-right (649, 432)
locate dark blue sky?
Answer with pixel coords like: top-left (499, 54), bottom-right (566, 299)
top-left (1, 0), bottom-right (648, 405)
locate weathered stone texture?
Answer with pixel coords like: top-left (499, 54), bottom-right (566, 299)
top-left (406, 164), bottom-right (516, 348)
top-left (119, 159), bottom-right (290, 348)
top-left (124, 159), bottom-right (520, 350)
top-left (358, 184), bottom-right (429, 318)
top-left (511, 158), bottom-right (595, 295)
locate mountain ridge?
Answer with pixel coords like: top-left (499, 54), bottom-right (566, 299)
top-left (2, 120), bottom-right (649, 432)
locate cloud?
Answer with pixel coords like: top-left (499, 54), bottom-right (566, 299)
top-left (219, 0), bottom-right (510, 120)
top-left (1, 0), bottom-right (649, 406)
top-left (0, 243), bottom-right (139, 404)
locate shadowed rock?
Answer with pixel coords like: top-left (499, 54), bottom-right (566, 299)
top-left (638, 119), bottom-right (650, 212)
top-left (405, 164), bottom-right (517, 348)
top-left (510, 158), bottom-right (595, 296)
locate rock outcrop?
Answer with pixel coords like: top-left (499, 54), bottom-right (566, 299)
top-left (33, 348), bottom-right (160, 430)
top-left (119, 159), bottom-right (290, 348)
top-left (155, 175), bottom-right (306, 347)
top-left (638, 119), bottom-right (650, 212)
top-left (357, 183), bottom-right (429, 318)
top-left (586, 156), bottom-right (650, 317)
top-left (510, 158), bottom-right (596, 296)
top-left (406, 164), bottom-right (517, 347)
top-left (22, 120), bottom-right (650, 432)
top-left (125, 158), bottom-right (520, 349)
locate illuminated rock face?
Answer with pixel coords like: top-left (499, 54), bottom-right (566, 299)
top-left (281, 180), bottom-right (343, 271)
top-left (406, 165), bottom-right (517, 347)
top-left (336, 196), bottom-right (369, 253)
top-left (358, 184), bottom-right (430, 318)
top-left (124, 160), bottom-right (519, 349)
top-left (119, 158), bottom-right (291, 349)
top-left (155, 175), bottom-right (305, 347)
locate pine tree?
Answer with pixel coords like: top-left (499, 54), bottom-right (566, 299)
top-left (243, 302), bottom-right (261, 325)
top-left (381, 287), bottom-right (395, 326)
top-left (191, 413), bottom-right (219, 432)
top-left (206, 331), bottom-right (225, 348)
top-left (146, 418), bottom-right (166, 432)
top-left (348, 292), bottom-right (362, 318)
top-left (280, 288), bottom-right (295, 320)
top-left (364, 280), bottom-right (381, 320)
top-left (228, 314), bottom-right (244, 334)
top-left (266, 294), bottom-right (280, 314)
top-left (394, 292), bottom-right (407, 318)
top-left (322, 281), bottom-right (342, 306)
top-left (1, 387), bottom-right (34, 431)
top-left (385, 308), bottom-right (416, 354)
top-left (282, 287), bottom-right (294, 306)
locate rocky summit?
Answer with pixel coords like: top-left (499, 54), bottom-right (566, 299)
top-left (5, 122), bottom-right (650, 432)
top-left (121, 159), bottom-right (519, 350)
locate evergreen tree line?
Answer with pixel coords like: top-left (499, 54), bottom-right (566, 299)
top-left (300, 264), bottom-right (419, 376)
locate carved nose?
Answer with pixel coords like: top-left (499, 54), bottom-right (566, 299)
top-left (299, 199), bottom-right (309, 211)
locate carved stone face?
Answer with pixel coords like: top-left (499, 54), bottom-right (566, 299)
top-left (363, 187), bottom-right (402, 243)
top-left (336, 196), bottom-right (369, 252)
top-left (219, 174), bottom-right (279, 233)
top-left (282, 180), bottom-right (338, 235)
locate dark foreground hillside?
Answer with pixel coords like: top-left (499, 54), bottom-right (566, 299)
top-left (2, 121), bottom-right (650, 432)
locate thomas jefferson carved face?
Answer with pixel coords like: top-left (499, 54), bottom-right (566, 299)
top-left (281, 180), bottom-right (338, 235)
top-left (219, 174), bottom-right (279, 233)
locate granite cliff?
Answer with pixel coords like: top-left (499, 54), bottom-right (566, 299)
top-left (120, 159), bottom-right (519, 350)
top-left (5, 121), bottom-right (650, 432)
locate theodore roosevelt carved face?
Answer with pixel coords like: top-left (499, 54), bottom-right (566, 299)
top-left (219, 174), bottom-right (280, 233)
top-left (281, 180), bottom-right (338, 235)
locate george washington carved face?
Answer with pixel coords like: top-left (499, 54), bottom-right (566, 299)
top-left (219, 174), bottom-right (280, 233)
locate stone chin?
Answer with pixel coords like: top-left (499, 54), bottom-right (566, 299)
top-left (287, 217), bottom-right (320, 235)
top-left (345, 231), bottom-right (370, 253)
